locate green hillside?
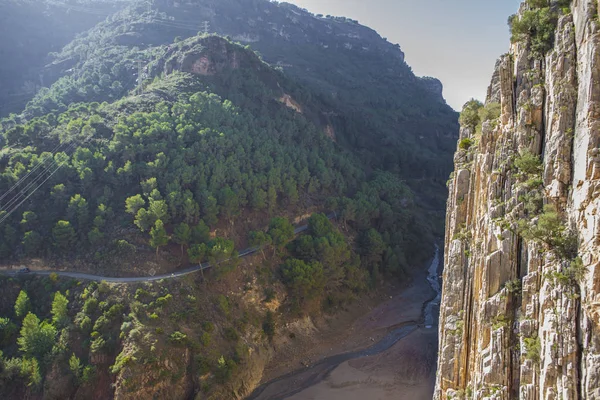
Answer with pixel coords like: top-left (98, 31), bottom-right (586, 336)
top-left (0, 1), bottom-right (458, 397)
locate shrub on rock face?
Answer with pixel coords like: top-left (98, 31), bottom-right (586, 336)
top-left (514, 150), bottom-right (542, 175)
top-left (479, 102), bottom-right (501, 123)
top-left (169, 331), bottom-right (187, 344)
top-left (518, 205), bottom-right (578, 260)
top-left (458, 138), bottom-right (474, 150)
top-left (508, 0), bottom-right (571, 58)
top-left (459, 99), bottom-right (484, 128)
top-left (523, 336), bottom-right (541, 363)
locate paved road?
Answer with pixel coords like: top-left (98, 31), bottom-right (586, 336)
top-left (0, 214), bottom-right (333, 284)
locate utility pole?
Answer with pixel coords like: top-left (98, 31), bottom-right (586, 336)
top-left (203, 21), bottom-right (210, 34)
top-left (137, 60), bottom-right (144, 95)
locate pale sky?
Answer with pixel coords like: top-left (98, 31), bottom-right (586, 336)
top-left (286, 0), bottom-right (522, 110)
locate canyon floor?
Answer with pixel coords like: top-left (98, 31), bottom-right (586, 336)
top-left (250, 265), bottom-right (439, 400)
top-left (288, 328), bottom-right (437, 400)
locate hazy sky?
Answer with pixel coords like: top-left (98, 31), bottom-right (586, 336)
top-left (286, 0), bottom-right (522, 110)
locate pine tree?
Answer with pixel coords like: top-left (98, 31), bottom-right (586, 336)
top-left (149, 220), bottom-right (169, 259)
top-left (188, 243), bottom-right (208, 278)
top-left (248, 231), bottom-right (272, 258)
top-left (51, 292), bottom-right (69, 328)
top-left (14, 290), bottom-right (31, 319)
top-left (69, 353), bottom-right (83, 382)
top-left (191, 220), bottom-right (211, 244)
top-left (22, 231), bottom-right (42, 256)
top-left (173, 223), bottom-right (191, 257)
top-left (268, 217), bottom-right (295, 251)
top-left (17, 313), bottom-right (57, 359)
top-left (52, 220), bottom-right (76, 251)
top-left (134, 208), bottom-right (154, 232)
top-left (125, 194), bottom-right (146, 215)
top-left (67, 194), bottom-right (90, 231)
top-left (20, 211), bottom-right (38, 232)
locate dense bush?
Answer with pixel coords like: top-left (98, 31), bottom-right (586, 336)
top-left (280, 259), bottom-right (325, 304)
top-left (514, 151), bottom-right (543, 175)
top-left (459, 99), bottom-right (484, 128)
top-left (523, 336), bottom-right (541, 363)
top-left (459, 138), bottom-right (474, 150)
top-left (479, 102), bottom-right (501, 124)
top-left (518, 205), bottom-right (578, 260)
top-left (509, 0), bottom-right (570, 58)
top-left (17, 313), bottom-right (57, 359)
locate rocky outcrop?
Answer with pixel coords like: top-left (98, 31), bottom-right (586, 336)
top-left (278, 94), bottom-right (303, 113)
top-left (420, 77), bottom-right (445, 98)
top-left (436, 1), bottom-right (600, 399)
top-left (162, 36), bottom-right (256, 77)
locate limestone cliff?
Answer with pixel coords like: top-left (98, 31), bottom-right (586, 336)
top-left (436, 1), bottom-right (600, 398)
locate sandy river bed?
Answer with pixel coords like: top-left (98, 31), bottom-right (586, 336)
top-left (248, 247), bottom-right (441, 400)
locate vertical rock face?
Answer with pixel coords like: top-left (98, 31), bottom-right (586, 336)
top-left (435, 1), bottom-right (600, 398)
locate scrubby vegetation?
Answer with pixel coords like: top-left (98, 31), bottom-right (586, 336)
top-left (518, 205), bottom-right (578, 260)
top-left (511, 149), bottom-right (581, 288)
top-left (523, 336), bottom-right (541, 363)
top-left (0, 213), bottom-right (386, 399)
top-left (457, 100), bottom-right (501, 149)
top-left (514, 150), bottom-right (543, 176)
top-left (509, 0), bottom-right (571, 58)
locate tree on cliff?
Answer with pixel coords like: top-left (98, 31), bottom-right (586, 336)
top-left (280, 258), bottom-right (325, 305)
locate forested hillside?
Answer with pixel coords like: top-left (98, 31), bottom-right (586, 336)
top-left (0, 34), bottom-right (434, 275)
top-left (0, 0), bottom-right (458, 398)
top-left (15, 0), bottom-right (459, 184)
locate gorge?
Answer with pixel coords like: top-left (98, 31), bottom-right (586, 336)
top-left (5, 0), bottom-right (600, 399)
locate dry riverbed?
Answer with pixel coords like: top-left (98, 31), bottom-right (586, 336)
top-left (248, 264), bottom-right (439, 400)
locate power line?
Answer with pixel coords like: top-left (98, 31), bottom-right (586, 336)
top-left (0, 140), bottom-right (79, 213)
top-left (0, 141), bottom-right (69, 203)
top-left (0, 32), bottom-right (151, 225)
top-left (0, 138), bottom-right (85, 226)
top-left (149, 19), bottom-right (204, 32)
top-left (0, 71), bottom-right (138, 223)
top-left (0, 91), bottom-right (128, 204)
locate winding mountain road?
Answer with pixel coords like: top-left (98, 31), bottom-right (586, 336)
top-left (0, 216), bottom-right (329, 284)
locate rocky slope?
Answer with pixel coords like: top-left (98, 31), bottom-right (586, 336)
top-left (436, 1), bottom-right (600, 398)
